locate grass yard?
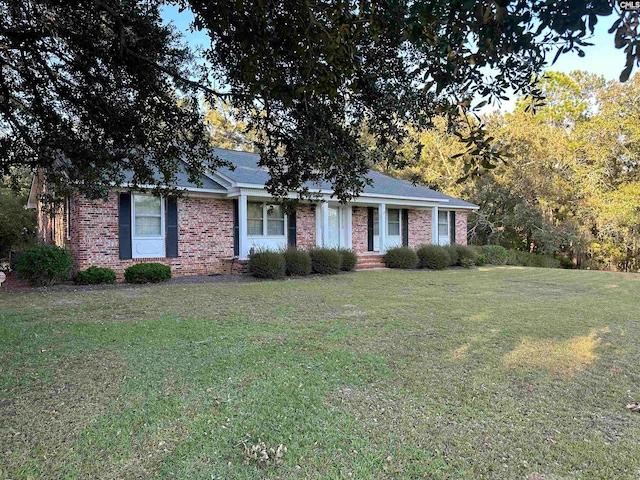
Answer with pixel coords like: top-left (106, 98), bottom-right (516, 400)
top-left (1, 267), bottom-right (639, 479)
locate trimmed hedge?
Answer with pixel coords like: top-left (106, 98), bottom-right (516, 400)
top-left (249, 251), bottom-right (286, 279)
top-left (506, 250), bottom-right (561, 268)
top-left (309, 248), bottom-right (342, 275)
top-left (447, 244), bottom-right (477, 268)
top-left (283, 249), bottom-right (311, 276)
top-left (74, 266), bottom-right (116, 285)
top-left (15, 245), bottom-right (73, 286)
top-left (124, 263), bottom-right (172, 283)
top-left (480, 245), bottom-right (508, 265)
top-left (384, 247), bottom-right (418, 269)
top-left (417, 244), bottom-right (450, 270)
top-left (475, 252), bottom-right (487, 266)
top-left (338, 249), bottom-right (358, 271)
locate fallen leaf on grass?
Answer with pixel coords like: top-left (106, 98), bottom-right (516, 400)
top-left (626, 402), bottom-right (640, 412)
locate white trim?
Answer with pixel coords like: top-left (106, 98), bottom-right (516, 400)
top-left (378, 203), bottom-right (387, 253)
top-left (131, 194), bottom-right (165, 259)
top-left (238, 193), bottom-right (248, 259)
top-left (432, 206), bottom-right (438, 246)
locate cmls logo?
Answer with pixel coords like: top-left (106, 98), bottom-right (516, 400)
top-left (620, 0), bottom-right (640, 10)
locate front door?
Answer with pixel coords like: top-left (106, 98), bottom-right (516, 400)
top-left (327, 207), bottom-right (349, 248)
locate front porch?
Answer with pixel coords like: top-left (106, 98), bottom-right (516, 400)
top-left (234, 192), bottom-right (465, 260)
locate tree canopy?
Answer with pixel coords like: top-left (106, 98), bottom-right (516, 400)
top-left (1, 0), bottom-right (637, 202)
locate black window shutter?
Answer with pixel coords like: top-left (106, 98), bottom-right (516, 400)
top-left (166, 197), bottom-right (178, 258)
top-left (288, 209), bottom-right (297, 248)
top-left (233, 199), bottom-right (239, 256)
top-left (367, 207), bottom-right (374, 251)
top-left (402, 209), bottom-right (409, 247)
top-left (118, 193), bottom-right (132, 260)
top-left (450, 211), bottom-right (456, 244)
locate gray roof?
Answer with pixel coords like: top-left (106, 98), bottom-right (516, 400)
top-left (123, 161), bottom-right (226, 191)
top-left (213, 148), bottom-right (478, 208)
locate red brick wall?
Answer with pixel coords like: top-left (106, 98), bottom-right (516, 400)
top-left (68, 193), bottom-right (235, 279)
top-left (408, 209), bottom-right (432, 247)
top-left (296, 204), bottom-right (316, 249)
top-left (352, 207), bottom-right (368, 253)
top-left (455, 210), bottom-right (468, 245)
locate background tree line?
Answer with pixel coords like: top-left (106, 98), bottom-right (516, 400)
top-left (385, 71), bottom-right (640, 272)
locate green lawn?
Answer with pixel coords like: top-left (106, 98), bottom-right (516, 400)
top-left (1, 267), bottom-right (639, 479)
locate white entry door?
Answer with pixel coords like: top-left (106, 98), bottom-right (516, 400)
top-left (327, 207), bottom-right (349, 248)
top-left (438, 210), bottom-right (451, 245)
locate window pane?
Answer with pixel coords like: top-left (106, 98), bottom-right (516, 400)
top-left (266, 204), bottom-right (284, 219)
top-left (388, 209), bottom-right (400, 235)
top-left (248, 202), bottom-right (263, 219)
top-left (248, 219), bottom-right (264, 236)
top-left (373, 208), bottom-right (379, 236)
top-left (135, 195), bottom-right (161, 215)
top-left (267, 220), bottom-right (285, 235)
top-left (135, 216), bottom-right (161, 236)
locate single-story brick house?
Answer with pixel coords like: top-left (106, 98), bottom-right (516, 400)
top-left (28, 148), bottom-right (479, 277)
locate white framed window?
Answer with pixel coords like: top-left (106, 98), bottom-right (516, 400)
top-left (373, 209), bottom-right (379, 236)
top-left (387, 209), bottom-right (400, 236)
top-left (132, 194), bottom-right (165, 258)
top-left (438, 210), bottom-right (454, 245)
top-left (267, 204), bottom-right (285, 235)
top-left (247, 202), bottom-right (264, 236)
top-left (247, 202), bottom-right (286, 237)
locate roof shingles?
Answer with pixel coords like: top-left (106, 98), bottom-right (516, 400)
top-left (213, 148), bottom-right (478, 208)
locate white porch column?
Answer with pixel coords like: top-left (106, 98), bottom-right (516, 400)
top-left (321, 201), bottom-right (330, 247)
top-left (238, 192), bottom-right (248, 259)
top-left (432, 205), bottom-right (439, 245)
top-left (378, 203), bottom-right (387, 253)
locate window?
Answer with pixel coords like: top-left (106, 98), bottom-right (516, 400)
top-left (373, 208), bottom-right (379, 235)
top-left (247, 202), bottom-right (264, 235)
top-left (247, 202), bottom-right (286, 236)
top-left (387, 209), bottom-right (400, 236)
top-left (438, 210), bottom-right (449, 237)
top-left (267, 205), bottom-right (285, 235)
top-left (134, 195), bottom-right (162, 236)
top-left (131, 194), bottom-right (165, 259)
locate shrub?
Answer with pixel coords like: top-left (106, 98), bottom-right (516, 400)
top-left (475, 253), bottom-right (487, 266)
top-left (338, 249), bottom-right (358, 271)
top-left (455, 245), bottom-right (478, 268)
top-left (282, 249), bottom-right (311, 276)
top-left (248, 251), bottom-right (286, 279)
top-left (15, 245), bottom-right (73, 286)
top-left (480, 245), bottom-right (508, 265)
top-left (416, 244), bottom-right (451, 270)
top-left (124, 262), bottom-right (172, 283)
top-left (384, 247), bottom-right (418, 269)
top-left (558, 255), bottom-right (574, 269)
top-left (74, 266), bottom-right (116, 285)
top-left (309, 248), bottom-right (342, 274)
top-left (446, 244), bottom-right (477, 268)
top-left (505, 250), bottom-right (561, 268)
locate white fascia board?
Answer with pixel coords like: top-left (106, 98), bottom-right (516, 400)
top-left (226, 184), bottom-right (479, 209)
top-left (206, 169), bottom-right (236, 188)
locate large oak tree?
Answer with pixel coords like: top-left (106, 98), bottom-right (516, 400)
top-left (1, 0), bottom-right (637, 203)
